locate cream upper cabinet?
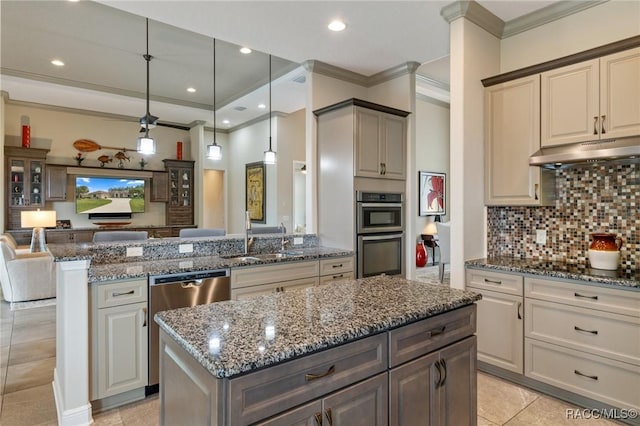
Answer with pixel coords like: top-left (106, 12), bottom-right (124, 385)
top-left (541, 47), bottom-right (640, 147)
top-left (484, 75), bottom-right (554, 206)
top-left (354, 106), bottom-right (407, 180)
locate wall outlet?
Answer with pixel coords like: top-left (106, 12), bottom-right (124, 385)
top-left (293, 237), bottom-right (304, 245)
top-left (126, 246), bottom-right (143, 257)
top-left (536, 229), bottom-right (547, 245)
top-left (179, 243), bottom-right (193, 253)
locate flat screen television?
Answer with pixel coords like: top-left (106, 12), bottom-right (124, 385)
top-left (75, 177), bottom-right (145, 214)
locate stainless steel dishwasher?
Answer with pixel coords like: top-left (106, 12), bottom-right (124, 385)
top-left (148, 268), bottom-right (230, 390)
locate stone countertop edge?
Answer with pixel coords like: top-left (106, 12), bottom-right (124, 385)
top-left (154, 275), bottom-right (482, 379)
top-left (466, 257), bottom-right (639, 289)
top-left (87, 247), bottom-right (354, 283)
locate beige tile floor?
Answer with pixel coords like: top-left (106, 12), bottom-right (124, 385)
top-left (0, 300), bottom-right (623, 425)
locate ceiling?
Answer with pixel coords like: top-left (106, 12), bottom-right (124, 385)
top-left (1, 1), bottom-right (558, 130)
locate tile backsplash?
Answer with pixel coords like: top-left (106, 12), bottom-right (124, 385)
top-left (487, 163), bottom-right (638, 272)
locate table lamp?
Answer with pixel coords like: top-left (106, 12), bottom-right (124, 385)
top-left (423, 222), bottom-right (438, 236)
top-left (21, 209), bottom-right (56, 252)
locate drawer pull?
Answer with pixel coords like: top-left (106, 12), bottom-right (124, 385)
top-left (440, 358), bottom-right (447, 386)
top-left (428, 326), bottom-right (445, 338)
top-left (574, 292), bottom-right (598, 300)
top-left (142, 307), bottom-right (147, 327)
top-left (112, 290), bottom-right (135, 297)
top-left (305, 365), bottom-right (335, 381)
top-left (484, 278), bottom-right (502, 285)
top-left (332, 274), bottom-right (344, 279)
top-left (517, 302), bottom-right (522, 320)
top-left (574, 326), bottom-right (598, 335)
top-left (574, 369), bottom-right (598, 381)
top-left (325, 408), bottom-right (333, 426)
top-left (332, 264), bottom-right (343, 268)
top-left (314, 412), bottom-right (322, 426)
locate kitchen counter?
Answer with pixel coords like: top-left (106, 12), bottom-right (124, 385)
top-left (466, 257), bottom-right (639, 289)
top-left (155, 275), bottom-right (481, 378)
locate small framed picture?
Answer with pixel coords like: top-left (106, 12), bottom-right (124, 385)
top-left (56, 219), bottom-right (72, 229)
top-left (419, 171), bottom-right (446, 216)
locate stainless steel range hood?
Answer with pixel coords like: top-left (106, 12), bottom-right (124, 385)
top-left (529, 136), bottom-right (640, 169)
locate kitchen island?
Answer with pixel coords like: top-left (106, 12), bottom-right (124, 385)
top-left (155, 275), bottom-right (481, 425)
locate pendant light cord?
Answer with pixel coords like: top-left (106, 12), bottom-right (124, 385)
top-left (143, 18), bottom-right (152, 138)
top-left (268, 54), bottom-right (272, 150)
top-left (213, 39), bottom-right (217, 144)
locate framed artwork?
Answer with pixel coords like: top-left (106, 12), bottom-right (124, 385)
top-left (419, 171), bottom-right (445, 216)
top-left (246, 162), bottom-right (266, 223)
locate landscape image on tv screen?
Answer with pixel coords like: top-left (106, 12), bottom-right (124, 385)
top-left (76, 177), bottom-right (145, 214)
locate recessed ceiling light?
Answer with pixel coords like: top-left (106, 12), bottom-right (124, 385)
top-left (187, 87), bottom-right (196, 93)
top-left (51, 59), bottom-right (65, 67)
top-left (240, 47), bottom-right (252, 54)
top-left (258, 103), bottom-right (266, 109)
top-left (328, 20), bottom-right (346, 32)
top-left (223, 119), bottom-right (230, 125)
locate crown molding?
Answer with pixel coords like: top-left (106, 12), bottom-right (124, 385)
top-left (441, 0), bottom-right (608, 40)
top-left (416, 75), bottom-right (450, 92)
top-left (303, 60), bottom-right (369, 86)
top-left (368, 62), bottom-right (421, 86)
top-left (440, 1), bottom-right (504, 38)
top-left (226, 111), bottom-right (289, 133)
top-left (503, 1), bottom-right (607, 38)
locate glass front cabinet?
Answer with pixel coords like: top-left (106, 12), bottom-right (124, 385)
top-left (163, 159), bottom-right (195, 226)
top-left (5, 147), bottom-right (50, 229)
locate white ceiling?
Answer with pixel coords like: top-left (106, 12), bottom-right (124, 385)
top-left (1, 1), bottom-right (558, 129)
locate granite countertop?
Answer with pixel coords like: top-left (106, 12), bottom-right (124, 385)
top-left (87, 246), bottom-right (353, 283)
top-left (155, 275), bottom-right (481, 378)
top-left (466, 257), bottom-right (640, 289)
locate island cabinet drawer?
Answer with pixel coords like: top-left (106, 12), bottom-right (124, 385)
top-left (95, 278), bottom-right (147, 309)
top-left (525, 298), bottom-right (640, 365)
top-left (524, 277), bottom-right (640, 317)
top-left (228, 332), bottom-right (387, 425)
top-left (525, 338), bottom-right (640, 411)
top-left (389, 304), bottom-right (476, 368)
top-left (466, 269), bottom-right (523, 296)
top-left (319, 256), bottom-right (354, 276)
top-left (231, 260), bottom-right (319, 289)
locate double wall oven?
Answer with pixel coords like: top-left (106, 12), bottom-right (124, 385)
top-left (356, 191), bottom-right (404, 278)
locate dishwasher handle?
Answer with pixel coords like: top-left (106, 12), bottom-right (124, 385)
top-left (181, 280), bottom-right (203, 288)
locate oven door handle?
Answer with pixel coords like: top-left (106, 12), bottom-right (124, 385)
top-left (360, 233), bottom-right (404, 241)
top-left (359, 202), bottom-right (403, 208)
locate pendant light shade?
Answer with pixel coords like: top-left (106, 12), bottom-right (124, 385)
top-left (207, 38), bottom-right (222, 160)
top-left (264, 54), bottom-right (276, 164)
top-left (137, 18), bottom-right (156, 155)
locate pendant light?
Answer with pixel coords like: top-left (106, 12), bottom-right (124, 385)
top-left (137, 18), bottom-right (156, 155)
top-left (263, 54), bottom-right (276, 164)
top-left (207, 39), bottom-right (222, 160)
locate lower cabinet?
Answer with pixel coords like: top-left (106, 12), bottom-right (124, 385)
top-left (260, 373), bottom-right (388, 426)
top-left (319, 256), bottom-right (355, 285)
top-left (389, 336), bottom-right (477, 426)
top-left (90, 279), bottom-right (148, 402)
top-left (231, 260), bottom-right (320, 300)
top-left (466, 269), bottom-right (524, 374)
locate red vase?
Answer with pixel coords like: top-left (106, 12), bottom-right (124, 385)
top-left (176, 141), bottom-right (183, 160)
top-left (416, 241), bottom-right (427, 267)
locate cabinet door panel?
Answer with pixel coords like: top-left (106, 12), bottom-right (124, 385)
top-left (541, 59), bottom-right (599, 146)
top-left (323, 373), bottom-right (387, 426)
top-left (381, 115), bottom-right (406, 180)
top-left (484, 75), bottom-right (543, 206)
top-left (45, 165), bottom-right (68, 201)
top-left (439, 336), bottom-right (477, 426)
top-left (257, 400), bottom-right (322, 426)
top-left (474, 289), bottom-right (523, 373)
top-left (355, 108), bottom-right (382, 177)
top-left (389, 351), bottom-right (439, 426)
top-left (97, 302), bottom-right (148, 398)
top-left (600, 47), bottom-right (640, 139)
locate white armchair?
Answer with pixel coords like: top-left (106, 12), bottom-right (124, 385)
top-left (436, 222), bottom-right (450, 283)
top-left (0, 241), bottom-right (56, 303)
